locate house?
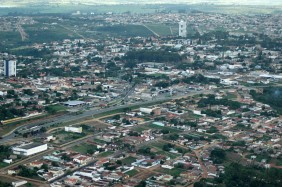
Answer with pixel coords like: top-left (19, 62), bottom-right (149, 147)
top-left (73, 155), bottom-right (92, 165)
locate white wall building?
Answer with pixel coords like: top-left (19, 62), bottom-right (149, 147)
top-left (12, 143), bottom-right (47, 156)
top-left (4, 60), bottom-right (17, 77)
top-left (65, 126), bottom-right (83, 133)
top-left (179, 20), bottom-right (187, 37)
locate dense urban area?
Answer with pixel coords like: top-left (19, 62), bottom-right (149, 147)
top-left (0, 3), bottom-right (281, 187)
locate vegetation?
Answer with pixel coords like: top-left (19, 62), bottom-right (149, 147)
top-left (196, 163), bottom-right (282, 187)
top-left (183, 74), bottom-right (220, 84)
top-left (71, 144), bottom-right (97, 155)
top-left (210, 148), bottom-right (226, 164)
top-left (96, 25), bottom-right (153, 37)
top-left (123, 50), bottom-right (183, 63)
top-left (250, 87), bottom-right (282, 113)
top-left (0, 181), bottom-right (12, 187)
top-left (18, 165), bottom-right (38, 178)
top-left (198, 94), bottom-right (241, 109)
top-left (45, 105), bottom-right (66, 114)
top-left (0, 145), bottom-right (12, 161)
top-left (125, 169), bottom-right (139, 177)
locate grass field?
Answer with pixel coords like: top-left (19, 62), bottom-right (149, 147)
top-left (71, 143), bottom-right (97, 154)
top-left (225, 93), bottom-right (237, 100)
top-left (23, 24), bottom-right (80, 43)
top-left (143, 141), bottom-right (180, 159)
top-left (121, 156), bottom-right (136, 165)
top-left (145, 24), bottom-right (173, 36)
top-left (93, 138), bottom-right (108, 144)
top-left (156, 167), bottom-right (186, 177)
top-left (125, 169), bottom-right (139, 177)
top-left (46, 104), bottom-right (67, 114)
top-left (52, 130), bottom-right (85, 144)
top-left (96, 25), bottom-right (154, 37)
top-left (98, 151), bottom-right (114, 158)
top-left (0, 162), bottom-right (9, 168)
top-left (148, 124), bottom-right (182, 133)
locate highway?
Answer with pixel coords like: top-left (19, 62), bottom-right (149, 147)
top-left (0, 89), bottom-right (212, 144)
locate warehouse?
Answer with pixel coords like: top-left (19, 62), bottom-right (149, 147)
top-left (12, 143), bottom-right (48, 156)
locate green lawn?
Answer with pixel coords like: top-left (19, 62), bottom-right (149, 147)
top-left (157, 167), bottom-right (186, 177)
top-left (98, 151), bottom-right (114, 158)
top-left (93, 138), bottom-right (108, 144)
top-left (274, 158), bottom-right (282, 166)
top-left (95, 25), bottom-right (154, 37)
top-left (148, 142), bottom-right (180, 159)
top-left (0, 162), bottom-right (9, 168)
top-left (145, 24), bottom-right (172, 36)
top-left (125, 169), bottom-right (139, 177)
top-left (121, 156), bottom-right (136, 165)
top-left (45, 104), bottom-right (67, 114)
top-left (71, 144), bottom-right (97, 154)
top-left (225, 93), bottom-right (237, 100)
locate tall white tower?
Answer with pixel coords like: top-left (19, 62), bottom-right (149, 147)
top-left (4, 60), bottom-right (17, 77)
top-left (179, 20), bottom-right (187, 37)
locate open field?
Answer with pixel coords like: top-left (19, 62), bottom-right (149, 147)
top-left (156, 167), bottom-right (187, 177)
top-left (0, 162), bottom-right (9, 169)
top-left (145, 24), bottom-right (173, 36)
top-left (71, 143), bottom-right (97, 154)
top-left (23, 23), bottom-right (80, 43)
top-left (96, 25), bottom-right (154, 37)
top-left (125, 169), bottom-right (139, 177)
top-left (51, 130), bottom-right (86, 145)
top-left (121, 156), bottom-right (137, 165)
top-left (97, 151), bottom-right (114, 157)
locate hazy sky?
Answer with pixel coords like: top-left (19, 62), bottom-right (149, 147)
top-left (0, 0), bottom-right (281, 6)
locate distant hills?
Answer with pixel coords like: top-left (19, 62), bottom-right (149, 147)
top-left (0, 0), bottom-right (281, 7)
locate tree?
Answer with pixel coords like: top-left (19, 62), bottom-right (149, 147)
top-left (112, 115), bottom-right (121, 120)
top-left (210, 148), bottom-right (226, 164)
top-left (61, 154), bottom-right (72, 162)
top-left (135, 180), bottom-right (146, 187)
top-left (41, 163), bottom-right (48, 172)
top-left (116, 160), bottom-right (122, 165)
top-left (18, 165), bottom-right (37, 178)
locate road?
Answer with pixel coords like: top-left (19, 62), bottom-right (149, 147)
top-left (0, 89), bottom-right (213, 144)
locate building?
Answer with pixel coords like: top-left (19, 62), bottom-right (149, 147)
top-left (4, 60), bottom-right (16, 77)
top-left (12, 143), bottom-right (47, 156)
top-left (63, 100), bottom-right (86, 107)
top-left (65, 126), bottom-right (83, 133)
top-left (179, 20), bottom-right (187, 37)
top-left (12, 180), bottom-right (27, 187)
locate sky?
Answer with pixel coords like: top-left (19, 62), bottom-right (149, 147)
top-left (0, 0), bottom-right (281, 7)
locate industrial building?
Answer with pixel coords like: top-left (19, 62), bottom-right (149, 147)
top-left (12, 143), bottom-right (48, 156)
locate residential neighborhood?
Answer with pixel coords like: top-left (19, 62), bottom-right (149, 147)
top-left (0, 3), bottom-right (281, 187)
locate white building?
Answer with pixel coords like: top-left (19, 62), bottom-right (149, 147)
top-left (65, 126), bottom-right (83, 133)
top-left (140, 107), bottom-right (153, 114)
top-left (4, 60), bottom-right (17, 77)
top-left (12, 143), bottom-right (47, 156)
top-left (12, 180), bottom-right (27, 187)
top-left (179, 20), bottom-right (187, 37)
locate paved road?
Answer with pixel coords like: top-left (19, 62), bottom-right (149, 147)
top-left (0, 90), bottom-right (212, 144)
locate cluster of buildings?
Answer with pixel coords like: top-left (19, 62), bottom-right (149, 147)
top-left (0, 10), bottom-right (281, 187)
